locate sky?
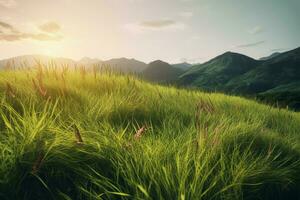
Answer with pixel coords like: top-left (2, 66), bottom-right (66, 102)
top-left (0, 0), bottom-right (299, 63)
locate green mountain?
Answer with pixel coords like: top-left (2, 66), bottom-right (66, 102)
top-left (256, 82), bottom-right (300, 110)
top-left (178, 47), bottom-right (300, 110)
top-left (259, 52), bottom-right (281, 61)
top-left (226, 47), bottom-right (300, 94)
top-left (179, 52), bottom-right (261, 90)
top-left (142, 60), bottom-right (184, 82)
top-left (172, 62), bottom-right (192, 71)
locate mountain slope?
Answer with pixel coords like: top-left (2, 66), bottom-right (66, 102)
top-left (259, 52), bottom-right (281, 61)
top-left (226, 47), bottom-right (300, 94)
top-left (103, 58), bottom-right (148, 73)
top-left (179, 52), bottom-right (261, 90)
top-left (172, 62), bottom-right (192, 71)
top-left (78, 57), bottom-right (102, 65)
top-left (178, 47), bottom-right (300, 110)
top-left (142, 60), bottom-right (184, 82)
top-left (0, 55), bottom-right (76, 69)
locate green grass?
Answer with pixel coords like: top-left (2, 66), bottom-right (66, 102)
top-left (0, 68), bottom-right (300, 200)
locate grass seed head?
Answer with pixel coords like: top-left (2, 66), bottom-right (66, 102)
top-left (73, 125), bottom-right (84, 144)
top-left (134, 126), bottom-right (147, 140)
top-left (6, 82), bottom-right (16, 98)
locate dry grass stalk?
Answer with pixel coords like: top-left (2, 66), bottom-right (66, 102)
top-left (195, 105), bottom-right (201, 131)
top-left (194, 138), bottom-right (200, 153)
top-left (32, 78), bottom-right (49, 99)
top-left (210, 125), bottom-right (222, 148)
top-left (73, 125), bottom-right (84, 144)
top-left (80, 66), bottom-right (86, 80)
top-left (123, 142), bottom-right (133, 150)
top-left (31, 140), bottom-right (45, 175)
top-left (194, 98), bottom-right (216, 149)
top-left (195, 97), bottom-right (215, 130)
top-left (31, 152), bottom-right (44, 175)
top-left (4, 60), bottom-right (12, 70)
top-left (53, 70), bottom-right (59, 80)
top-left (62, 66), bottom-right (68, 75)
top-left (6, 82), bottom-right (16, 98)
top-left (134, 126), bottom-right (147, 140)
top-left (59, 72), bottom-right (67, 97)
top-left (93, 64), bottom-right (98, 79)
top-left (267, 143), bottom-right (273, 159)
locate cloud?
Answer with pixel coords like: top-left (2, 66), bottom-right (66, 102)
top-left (0, 0), bottom-right (17, 8)
top-left (270, 48), bottom-right (286, 52)
top-left (0, 21), bottom-right (18, 32)
top-left (0, 20), bottom-right (63, 42)
top-left (179, 11), bottom-right (193, 18)
top-left (0, 33), bottom-right (63, 41)
top-left (38, 21), bottom-right (61, 33)
top-left (139, 20), bottom-right (178, 28)
top-left (234, 40), bottom-right (266, 48)
top-left (125, 19), bottom-right (186, 34)
top-left (248, 26), bottom-right (263, 34)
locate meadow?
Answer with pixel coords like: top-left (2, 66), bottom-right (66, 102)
top-left (0, 66), bottom-right (300, 200)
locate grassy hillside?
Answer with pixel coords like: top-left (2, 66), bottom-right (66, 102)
top-left (0, 68), bottom-right (300, 200)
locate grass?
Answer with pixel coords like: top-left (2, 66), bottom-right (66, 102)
top-left (0, 67), bottom-right (300, 200)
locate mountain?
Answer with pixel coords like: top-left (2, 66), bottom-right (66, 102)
top-left (0, 55), bottom-right (76, 70)
top-left (103, 58), bottom-right (148, 73)
top-left (172, 62), bottom-right (192, 71)
top-left (142, 60), bottom-right (184, 82)
top-left (259, 52), bottom-right (281, 61)
top-left (179, 52), bottom-right (261, 90)
top-left (0, 55), bottom-right (148, 73)
top-left (78, 57), bottom-right (102, 65)
top-left (226, 47), bottom-right (300, 94)
top-left (256, 82), bottom-right (300, 110)
top-left (178, 47), bottom-right (300, 110)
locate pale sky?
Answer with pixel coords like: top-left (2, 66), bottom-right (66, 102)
top-left (0, 0), bottom-right (299, 63)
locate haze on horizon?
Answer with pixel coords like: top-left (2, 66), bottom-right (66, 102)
top-left (0, 0), bottom-right (299, 64)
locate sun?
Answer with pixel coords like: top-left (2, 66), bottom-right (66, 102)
top-left (40, 44), bottom-right (64, 57)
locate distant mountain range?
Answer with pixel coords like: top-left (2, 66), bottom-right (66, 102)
top-left (1, 47), bottom-right (299, 110)
top-left (0, 54), bottom-right (191, 77)
top-left (0, 55), bottom-right (76, 70)
top-left (0, 55), bottom-right (149, 73)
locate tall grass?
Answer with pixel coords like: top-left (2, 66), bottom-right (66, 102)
top-left (0, 65), bottom-right (300, 200)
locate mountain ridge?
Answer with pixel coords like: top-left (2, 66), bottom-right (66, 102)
top-left (141, 60), bottom-right (184, 82)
